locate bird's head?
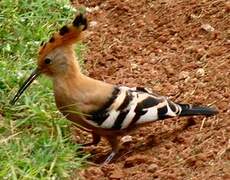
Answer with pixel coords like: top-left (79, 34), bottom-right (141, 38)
top-left (11, 14), bottom-right (87, 104)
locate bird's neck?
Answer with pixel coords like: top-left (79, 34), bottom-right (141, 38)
top-left (52, 46), bottom-right (83, 81)
top-left (52, 51), bottom-right (86, 92)
top-left (52, 52), bottom-right (114, 113)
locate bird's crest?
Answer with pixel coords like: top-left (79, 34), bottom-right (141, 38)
top-left (38, 14), bottom-right (87, 60)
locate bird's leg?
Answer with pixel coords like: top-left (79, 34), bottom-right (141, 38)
top-left (103, 136), bottom-right (120, 164)
top-left (82, 133), bottom-right (101, 147)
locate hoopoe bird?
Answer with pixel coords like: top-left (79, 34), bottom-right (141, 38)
top-left (11, 14), bottom-right (218, 164)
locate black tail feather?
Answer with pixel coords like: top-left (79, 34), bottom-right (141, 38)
top-left (178, 104), bottom-right (218, 116)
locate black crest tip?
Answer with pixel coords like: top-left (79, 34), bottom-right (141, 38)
top-left (59, 25), bottom-right (69, 36)
top-left (40, 41), bottom-right (45, 46)
top-left (73, 13), bottom-right (88, 31)
top-left (49, 37), bottom-right (55, 43)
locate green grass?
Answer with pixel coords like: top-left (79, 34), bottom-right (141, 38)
top-left (0, 0), bottom-right (88, 179)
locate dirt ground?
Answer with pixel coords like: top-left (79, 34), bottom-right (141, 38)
top-left (71, 0), bottom-right (230, 179)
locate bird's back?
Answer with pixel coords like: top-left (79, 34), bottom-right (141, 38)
top-left (86, 86), bottom-right (181, 130)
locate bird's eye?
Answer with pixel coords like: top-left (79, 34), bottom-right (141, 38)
top-left (44, 58), bottom-right (52, 64)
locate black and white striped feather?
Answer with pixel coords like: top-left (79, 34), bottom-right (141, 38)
top-left (86, 86), bottom-right (217, 130)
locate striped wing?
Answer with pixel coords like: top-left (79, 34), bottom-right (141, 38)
top-left (87, 86), bottom-right (181, 130)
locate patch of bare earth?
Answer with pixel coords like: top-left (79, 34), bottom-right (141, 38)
top-left (71, 0), bottom-right (230, 179)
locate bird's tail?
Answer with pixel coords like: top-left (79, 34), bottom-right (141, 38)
top-left (178, 104), bottom-right (218, 117)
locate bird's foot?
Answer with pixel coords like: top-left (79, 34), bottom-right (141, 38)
top-left (102, 151), bottom-right (117, 165)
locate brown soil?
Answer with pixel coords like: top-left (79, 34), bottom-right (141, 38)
top-left (72, 0), bottom-right (230, 179)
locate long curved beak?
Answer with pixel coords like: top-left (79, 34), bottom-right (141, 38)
top-left (11, 68), bottom-right (40, 105)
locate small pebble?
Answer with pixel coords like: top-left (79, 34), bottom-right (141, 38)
top-left (86, 6), bottom-right (99, 13)
top-left (179, 71), bottom-right (190, 80)
top-left (201, 24), bottom-right (215, 32)
top-left (121, 135), bottom-right (133, 143)
top-left (90, 21), bottom-right (98, 27)
top-left (147, 163), bottom-right (159, 173)
top-left (131, 63), bottom-right (139, 70)
top-left (196, 68), bottom-right (205, 77)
